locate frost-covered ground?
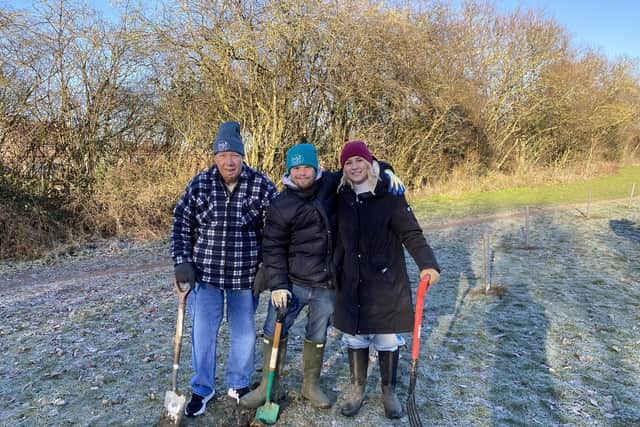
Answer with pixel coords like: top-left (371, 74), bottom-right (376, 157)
top-left (1, 200), bottom-right (639, 426)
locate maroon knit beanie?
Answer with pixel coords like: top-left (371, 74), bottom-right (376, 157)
top-left (340, 140), bottom-right (373, 168)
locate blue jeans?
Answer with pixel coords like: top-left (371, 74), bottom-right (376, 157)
top-left (342, 333), bottom-right (406, 352)
top-left (263, 284), bottom-right (335, 343)
top-left (187, 283), bottom-right (257, 396)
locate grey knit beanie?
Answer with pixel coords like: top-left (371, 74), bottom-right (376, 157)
top-left (213, 121), bottom-right (244, 155)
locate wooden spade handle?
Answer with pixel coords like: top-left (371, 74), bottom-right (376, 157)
top-left (172, 280), bottom-right (191, 391)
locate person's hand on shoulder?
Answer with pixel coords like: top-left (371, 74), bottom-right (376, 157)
top-left (383, 169), bottom-right (405, 195)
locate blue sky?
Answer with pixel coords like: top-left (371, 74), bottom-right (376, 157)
top-left (7, 0), bottom-right (640, 61)
top-left (491, 0), bottom-right (640, 60)
top-left (87, 0), bottom-right (640, 60)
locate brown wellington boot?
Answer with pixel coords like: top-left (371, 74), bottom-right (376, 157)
top-left (379, 350), bottom-right (403, 419)
top-left (340, 347), bottom-right (369, 417)
top-left (239, 336), bottom-right (288, 409)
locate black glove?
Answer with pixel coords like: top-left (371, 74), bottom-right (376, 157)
top-left (174, 262), bottom-right (196, 290)
top-left (252, 263), bottom-right (267, 296)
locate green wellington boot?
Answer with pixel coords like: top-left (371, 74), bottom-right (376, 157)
top-left (239, 336), bottom-right (288, 409)
top-left (301, 340), bottom-right (331, 408)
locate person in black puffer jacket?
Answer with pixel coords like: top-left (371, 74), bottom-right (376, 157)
top-left (240, 142), bottom-right (405, 410)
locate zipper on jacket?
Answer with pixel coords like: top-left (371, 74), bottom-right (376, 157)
top-left (311, 198), bottom-right (335, 288)
top-left (354, 192), bottom-right (362, 333)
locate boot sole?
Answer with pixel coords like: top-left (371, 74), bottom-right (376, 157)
top-left (301, 391), bottom-right (331, 408)
top-left (340, 400), bottom-right (364, 417)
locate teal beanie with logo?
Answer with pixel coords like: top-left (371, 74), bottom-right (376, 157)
top-left (285, 143), bottom-right (318, 173)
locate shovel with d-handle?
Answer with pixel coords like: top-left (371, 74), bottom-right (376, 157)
top-left (255, 307), bottom-right (287, 425)
top-left (159, 280), bottom-right (191, 426)
top-left (407, 275), bottom-right (431, 427)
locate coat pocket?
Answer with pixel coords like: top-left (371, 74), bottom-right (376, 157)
top-left (372, 258), bottom-right (396, 284)
top-left (241, 199), bottom-right (261, 230)
top-left (195, 195), bottom-right (221, 227)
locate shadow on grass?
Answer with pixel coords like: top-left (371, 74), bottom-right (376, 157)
top-left (486, 229), bottom-right (559, 425)
top-left (545, 214), bottom-right (640, 424)
top-left (416, 229), bottom-right (482, 424)
top-left (420, 219), bottom-right (561, 425)
top-left (609, 219), bottom-right (640, 242)
top-left (484, 211), bottom-right (640, 425)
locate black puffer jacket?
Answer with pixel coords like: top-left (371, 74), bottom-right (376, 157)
top-left (262, 171), bottom-right (341, 290)
top-left (333, 177), bottom-right (440, 335)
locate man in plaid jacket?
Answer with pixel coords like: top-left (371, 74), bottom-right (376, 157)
top-left (170, 121), bottom-right (277, 417)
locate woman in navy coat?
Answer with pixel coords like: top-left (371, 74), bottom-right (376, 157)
top-left (334, 140), bottom-right (440, 419)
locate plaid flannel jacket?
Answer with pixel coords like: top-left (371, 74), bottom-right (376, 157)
top-left (171, 164), bottom-right (277, 290)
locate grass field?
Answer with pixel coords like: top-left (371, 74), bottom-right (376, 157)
top-left (411, 165), bottom-right (640, 222)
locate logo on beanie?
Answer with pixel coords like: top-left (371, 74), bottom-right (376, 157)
top-left (286, 143), bottom-right (318, 171)
top-left (217, 140), bottom-right (230, 151)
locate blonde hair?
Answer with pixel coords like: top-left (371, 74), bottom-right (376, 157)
top-left (338, 160), bottom-right (380, 194)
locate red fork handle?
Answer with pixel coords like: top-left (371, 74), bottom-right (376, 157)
top-left (411, 275), bottom-right (431, 360)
